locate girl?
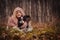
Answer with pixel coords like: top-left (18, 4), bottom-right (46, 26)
top-left (7, 7), bottom-right (33, 32)
top-left (8, 7), bottom-right (25, 27)
top-left (7, 7), bottom-right (25, 32)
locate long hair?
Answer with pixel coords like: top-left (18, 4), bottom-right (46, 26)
top-left (12, 7), bottom-right (25, 18)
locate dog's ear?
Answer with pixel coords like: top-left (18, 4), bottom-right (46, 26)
top-left (23, 15), bottom-right (31, 21)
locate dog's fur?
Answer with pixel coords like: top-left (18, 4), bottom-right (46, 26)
top-left (18, 15), bottom-right (31, 29)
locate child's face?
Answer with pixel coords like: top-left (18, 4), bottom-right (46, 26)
top-left (16, 10), bottom-right (22, 18)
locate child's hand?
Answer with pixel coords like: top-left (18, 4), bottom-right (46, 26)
top-left (20, 22), bottom-right (27, 29)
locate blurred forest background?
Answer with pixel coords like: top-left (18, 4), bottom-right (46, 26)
top-left (0, 0), bottom-right (60, 40)
top-left (0, 0), bottom-right (60, 32)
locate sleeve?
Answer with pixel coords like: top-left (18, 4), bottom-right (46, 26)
top-left (28, 21), bottom-right (32, 27)
top-left (8, 17), bottom-right (16, 27)
top-left (27, 21), bottom-right (33, 31)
